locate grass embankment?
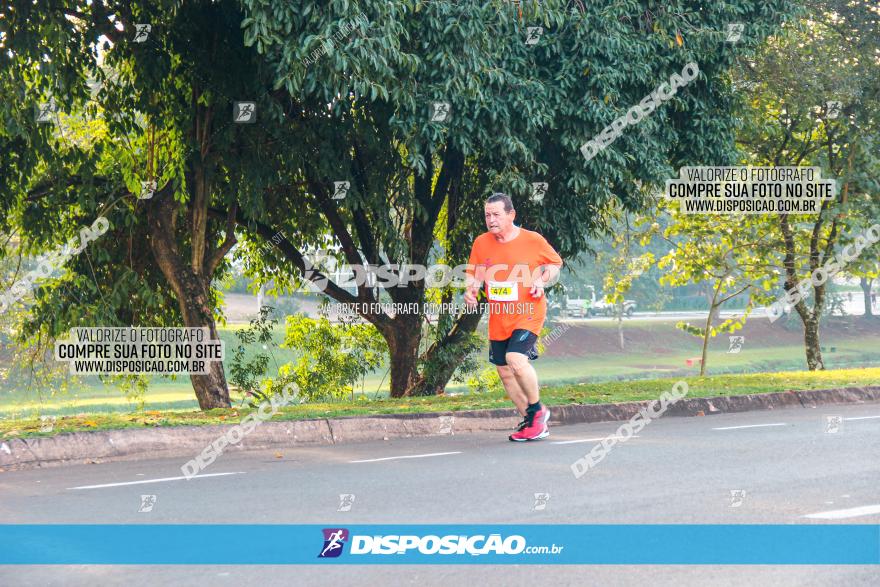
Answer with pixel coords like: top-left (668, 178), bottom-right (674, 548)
top-left (1, 368), bottom-right (877, 440)
top-left (3, 319), bottom-right (879, 418)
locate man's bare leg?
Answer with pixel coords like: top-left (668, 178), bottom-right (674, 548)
top-left (496, 364), bottom-right (528, 416)
top-left (505, 352), bottom-right (540, 405)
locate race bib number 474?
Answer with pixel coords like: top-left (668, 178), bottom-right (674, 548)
top-left (488, 281), bottom-right (518, 302)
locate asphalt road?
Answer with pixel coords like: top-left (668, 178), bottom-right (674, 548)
top-left (1, 402), bottom-right (878, 586)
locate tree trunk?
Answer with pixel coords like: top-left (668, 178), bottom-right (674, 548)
top-left (700, 282), bottom-right (723, 377)
top-left (385, 314), bottom-right (423, 398)
top-left (147, 186), bottom-right (231, 409)
top-left (699, 307), bottom-right (713, 377)
top-left (177, 273), bottom-right (231, 409)
top-left (803, 315), bottom-right (825, 370)
top-left (409, 311), bottom-right (483, 396)
top-left (860, 277), bottom-right (874, 317)
top-left (778, 214), bottom-right (828, 373)
top-left (616, 305), bottom-right (625, 350)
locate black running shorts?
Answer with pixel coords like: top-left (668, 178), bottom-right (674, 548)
top-left (489, 329), bottom-right (539, 366)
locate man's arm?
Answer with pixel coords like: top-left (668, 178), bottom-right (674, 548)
top-left (464, 241), bottom-right (484, 307)
top-left (529, 237), bottom-right (563, 298)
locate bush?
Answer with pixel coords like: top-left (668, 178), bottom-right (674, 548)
top-left (229, 308), bottom-right (388, 406)
top-left (466, 366), bottom-right (503, 395)
top-left (279, 313), bottom-right (387, 402)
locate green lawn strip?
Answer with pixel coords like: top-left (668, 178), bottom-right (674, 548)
top-left (3, 321), bottom-right (877, 416)
top-left (1, 368), bottom-right (877, 440)
top-left (4, 345), bottom-right (877, 418)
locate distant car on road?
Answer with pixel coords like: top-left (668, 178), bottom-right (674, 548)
top-left (548, 284), bottom-right (595, 318)
top-left (548, 285), bottom-right (636, 318)
top-left (591, 298), bottom-right (637, 317)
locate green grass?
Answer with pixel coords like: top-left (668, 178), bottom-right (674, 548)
top-left (1, 367), bottom-right (877, 440)
top-left (2, 317), bottom-right (877, 419)
top-left (2, 322), bottom-right (879, 419)
top-left (531, 345), bottom-right (880, 384)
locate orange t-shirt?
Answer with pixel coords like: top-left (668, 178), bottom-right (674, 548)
top-left (467, 228), bottom-right (563, 340)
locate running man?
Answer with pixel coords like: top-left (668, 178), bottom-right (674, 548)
top-left (464, 193), bottom-right (563, 441)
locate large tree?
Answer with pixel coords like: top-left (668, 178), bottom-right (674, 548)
top-left (0, 0), bottom-right (298, 408)
top-left (736, 0), bottom-right (880, 369)
top-left (237, 0), bottom-right (796, 397)
top-left (0, 0), bottom-right (798, 408)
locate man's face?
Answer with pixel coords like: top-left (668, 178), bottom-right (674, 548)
top-left (485, 201), bottom-right (515, 234)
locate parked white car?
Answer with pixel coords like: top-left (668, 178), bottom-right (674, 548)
top-left (592, 298), bottom-right (637, 317)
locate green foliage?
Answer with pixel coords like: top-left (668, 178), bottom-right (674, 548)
top-left (426, 328), bottom-right (484, 389)
top-left (675, 314), bottom-right (747, 340)
top-left (245, 0), bottom-right (794, 257)
top-left (0, 0), bottom-right (802, 401)
top-left (279, 314), bottom-right (387, 402)
top-left (109, 374), bottom-right (150, 412)
top-left (466, 365), bottom-right (503, 395)
top-left (559, 213), bottom-right (674, 312)
top-left (734, 0), bottom-right (880, 292)
top-left (599, 212), bottom-right (655, 309)
top-left (228, 306), bottom-right (277, 407)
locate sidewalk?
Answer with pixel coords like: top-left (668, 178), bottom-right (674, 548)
top-left (2, 385), bottom-right (877, 471)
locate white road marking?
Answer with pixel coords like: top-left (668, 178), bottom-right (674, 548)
top-left (844, 415), bottom-right (880, 421)
top-left (350, 451), bottom-right (461, 463)
top-left (68, 471), bottom-right (245, 490)
top-left (552, 436), bottom-right (640, 445)
top-left (804, 504), bottom-right (880, 520)
top-left (712, 423), bottom-right (788, 431)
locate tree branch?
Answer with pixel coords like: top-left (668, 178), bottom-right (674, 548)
top-left (205, 202), bottom-right (237, 276)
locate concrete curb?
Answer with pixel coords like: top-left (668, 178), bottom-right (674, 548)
top-left (1, 386), bottom-right (878, 471)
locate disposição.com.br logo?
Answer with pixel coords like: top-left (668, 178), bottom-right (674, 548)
top-left (318, 528), bottom-right (349, 558)
top-left (317, 528), bottom-right (563, 558)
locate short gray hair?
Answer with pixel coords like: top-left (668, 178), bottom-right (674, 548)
top-left (485, 192), bottom-right (514, 213)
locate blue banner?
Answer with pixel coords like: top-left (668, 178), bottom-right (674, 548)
top-left (0, 525), bottom-right (877, 564)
